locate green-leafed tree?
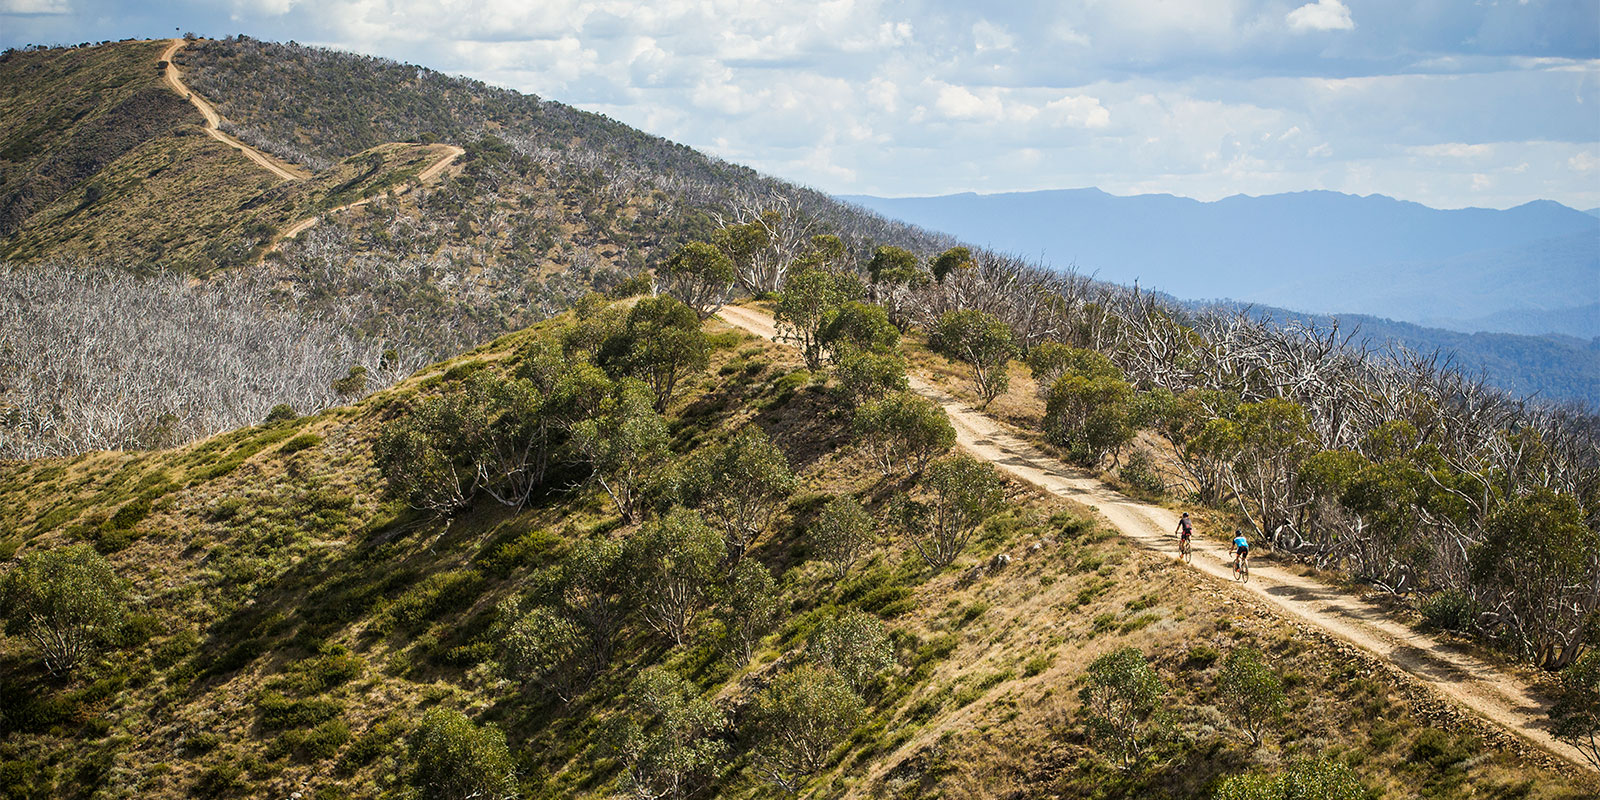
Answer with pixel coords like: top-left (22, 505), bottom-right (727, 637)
top-left (626, 507), bottom-right (723, 646)
top-left (774, 268), bottom-right (865, 369)
top-left (813, 495), bottom-right (874, 580)
top-left (713, 217), bottom-right (774, 294)
top-left (866, 245), bottom-right (921, 286)
top-left (659, 241), bottom-right (736, 319)
top-left (853, 391), bottom-right (956, 476)
top-left (686, 426), bottom-right (797, 562)
top-left (497, 601), bottom-right (586, 703)
top-left (833, 346), bottom-right (909, 408)
top-left (1038, 345), bottom-right (1136, 467)
top-left (1472, 488), bottom-right (1599, 668)
top-left (600, 295), bottom-right (710, 412)
top-left (1191, 398), bottom-right (1316, 540)
top-left (929, 246), bottom-right (975, 283)
top-left (820, 301), bottom-right (899, 363)
top-left (1080, 646), bottom-right (1167, 772)
top-left (1218, 646), bottom-right (1287, 745)
top-left (932, 309), bottom-right (1017, 407)
top-left (374, 385), bottom-right (491, 515)
top-left (563, 293), bottom-right (627, 360)
top-left (1549, 649), bottom-right (1600, 769)
top-left (407, 708), bottom-right (517, 800)
top-left (609, 666), bottom-right (727, 800)
top-left (864, 244), bottom-right (927, 327)
top-left (559, 537), bottom-right (629, 673)
top-left (721, 558), bottom-right (780, 664)
top-left (752, 666), bottom-right (864, 793)
top-left (894, 453), bottom-right (1005, 569)
top-left (808, 610), bottom-right (893, 693)
top-left (0, 543), bottom-right (128, 675)
top-left (571, 379), bottom-right (671, 523)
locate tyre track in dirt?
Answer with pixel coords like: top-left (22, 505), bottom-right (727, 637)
top-left (715, 302), bottom-right (1594, 774)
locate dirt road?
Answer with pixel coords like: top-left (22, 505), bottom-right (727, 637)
top-left (160, 39), bottom-right (308, 182)
top-left (159, 38), bottom-right (465, 253)
top-left (715, 303), bottom-right (1593, 773)
top-left (267, 144), bottom-right (465, 252)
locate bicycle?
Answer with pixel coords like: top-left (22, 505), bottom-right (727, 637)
top-left (1179, 536), bottom-right (1192, 563)
top-left (1232, 552), bottom-right (1250, 582)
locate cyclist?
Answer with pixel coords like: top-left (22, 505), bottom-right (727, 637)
top-left (1174, 512), bottom-right (1193, 556)
top-left (1231, 530), bottom-right (1250, 575)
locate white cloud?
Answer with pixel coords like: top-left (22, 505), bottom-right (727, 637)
top-left (1408, 143), bottom-right (1492, 158)
top-left (1045, 94), bottom-right (1111, 128)
top-left (972, 20), bottom-right (1015, 52)
top-left (0, 0), bottom-right (70, 13)
top-left (2, 0), bottom-right (1577, 208)
top-left (935, 84), bottom-right (1003, 121)
top-left (1286, 0), bottom-right (1354, 33)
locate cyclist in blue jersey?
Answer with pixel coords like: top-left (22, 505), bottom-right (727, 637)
top-left (1231, 530), bottom-right (1250, 576)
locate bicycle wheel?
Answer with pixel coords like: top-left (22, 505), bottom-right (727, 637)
top-left (1181, 540), bottom-right (1191, 563)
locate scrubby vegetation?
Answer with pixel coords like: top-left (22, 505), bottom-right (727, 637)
top-left (0, 298), bottom-right (1592, 799)
top-left (0, 32), bottom-right (1596, 800)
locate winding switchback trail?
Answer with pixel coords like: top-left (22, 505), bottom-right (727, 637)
top-left (716, 303), bottom-right (1594, 774)
top-left (160, 39), bottom-right (308, 182)
top-left (268, 143), bottom-right (465, 251)
top-left (159, 38), bottom-right (466, 253)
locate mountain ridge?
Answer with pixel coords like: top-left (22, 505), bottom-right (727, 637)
top-left (841, 187), bottom-right (1600, 338)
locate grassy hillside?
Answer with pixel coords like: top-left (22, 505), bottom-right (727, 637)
top-left (0, 300), bottom-right (1591, 800)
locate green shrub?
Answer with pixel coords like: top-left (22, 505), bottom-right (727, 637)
top-left (343, 719), bottom-right (406, 769)
top-left (264, 404), bottom-right (298, 424)
top-left (1418, 589), bottom-right (1480, 634)
top-left (772, 369), bottom-right (812, 396)
top-left (1119, 450), bottom-right (1165, 494)
top-left (382, 570), bottom-right (485, 634)
top-left (0, 759), bottom-right (51, 800)
top-left (1213, 757), bottom-right (1366, 800)
top-left (1409, 728), bottom-right (1475, 771)
top-left (1550, 649), bottom-right (1600, 770)
top-left (268, 720), bottom-right (350, 762)
top-left (279, 433), bottom-right (322, 455)
top-left (1023, 651), bottom-right (1054, 677)
top-left (1185, 645), bottom-right (1221, 669)
top-left (286, 646), bottom-right (364, 692)
top-left (257, 691), bottom-right (342, 731)
top-left (407, 708), bottom-right (517, 800)
top-left (191, 762), bottom-right (245, 798)
top-left (442, 360), bottom-right (489, 382)
top-left (0, 542), bottom-right (129, 675)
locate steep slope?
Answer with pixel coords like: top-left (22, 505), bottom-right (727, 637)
top-left (2, 303), bottom-right (1593, 799)
top-left (721, 302), bottom-right (1595, 772)
top-left (0, 40), bottom-right (476, 271)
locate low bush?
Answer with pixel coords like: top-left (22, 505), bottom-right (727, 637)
top-left (1418, 589), bottom-right (1480, 634)
top-left (257, 691), bottom-right (342, 731)
top-left (278, 433), bottom-right (322, 455)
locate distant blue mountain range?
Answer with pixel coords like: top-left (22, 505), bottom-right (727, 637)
top-left (841, 189), bottom-right (1600, 339)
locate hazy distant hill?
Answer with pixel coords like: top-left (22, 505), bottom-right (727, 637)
top-left (1217, 302), bottom-right (1600, 407)
top-left (843, 189), bottom-right (1600, 338)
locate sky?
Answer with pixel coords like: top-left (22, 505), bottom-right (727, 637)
top-left (4, 0), bottom-right (1599, 210)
